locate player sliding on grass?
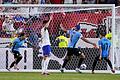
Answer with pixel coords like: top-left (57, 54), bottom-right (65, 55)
top-left (92, 31), bottom-right (115, 74)
top-left (60, 23), bottom-right (97, 73)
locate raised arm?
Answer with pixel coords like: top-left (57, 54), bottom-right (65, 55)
top-left (44, 14), bottom-right (53, 28)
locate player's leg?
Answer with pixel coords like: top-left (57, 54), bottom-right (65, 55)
top-left (92, 55), bottom-right (100, 74)
top-left (73, 48), bottom-right (85, 73)
top-left (49, 52), bottom-right (64, 65)
top-left (60, 48), bottom-right (73, 73)
top-left (41, 56), bottom-right (50, 75)
top-left (41, 57), bottom-right (45, 74)
top-left (14, 54), bottom-right (22, 70)
top-left (8, 51), bottom-right (22, 70)
top-left (8, 58), bottom-right (17, 71)
top-left (38, 51), bottom-right (64, 65)
top-left (41, 45), bottom-right (51, 75)
top-left (75, 52), bottom-right (85, 73)
top-left (104, 58), bottom-right (115, 73)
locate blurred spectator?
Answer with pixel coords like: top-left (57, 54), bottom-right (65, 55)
top-left (82, 0), bottom-right (96, 4)
top-left (96, 0), bottom-right (117, 5)
top-left (30, 7), bottom-right (38, 17)
top-left (26, 28), bottom-right (39, 48)
top-left (2, 16), bottom-right (15, 34)
top-left (64, 0), bottom-right (73, 4)
top-left (17, 7), bottom-right (29, 18)
top-left (13, 14), bottom-right (25, 23)
top-left (106, 0), bottom-right (116, 4)
top-left (19, 0), bottom-right (29, 4)
top-left (118, 0), bottom-right (120, 6)
top-left (96, 0), bottom-right (106, 4)
top-left (2, 0), bottom-right (13, 4)
top-left (39, 0), bottom-right (46, 4)
top-left (0, 17), bottom-right (3, 31)
top-left (50, 0), bottom-right (63, 4)
top-left (64, 0), bottom-right (82, 4)
top-left (30, 0), bottom-right (39, 4)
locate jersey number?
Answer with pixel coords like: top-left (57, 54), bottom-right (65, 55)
top-left (103, 43), bottom-right (109, 51)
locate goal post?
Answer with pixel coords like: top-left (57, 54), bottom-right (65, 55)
top-left (0, 4), bottom-right (116, 73)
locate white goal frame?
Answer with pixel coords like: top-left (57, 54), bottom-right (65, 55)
top-left (0, 4), bottom-right (116, 74)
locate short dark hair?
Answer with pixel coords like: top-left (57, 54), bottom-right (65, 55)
top-left (19, 33), bottom-right (25, 37)
top-left (100, 31), bottom-right (106, 36)
top-left (43, 20), bottom-right (48, 24)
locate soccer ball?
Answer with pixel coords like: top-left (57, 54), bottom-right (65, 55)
top-left (80, 64), bottom-right (87, 70)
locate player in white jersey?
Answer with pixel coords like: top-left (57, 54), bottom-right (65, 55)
top-left (40, 14), bottom-right (63, 75)
top-left (38, 40), bottom-right (64, 67)
top-left (40, 16), bottom-right (51, 75)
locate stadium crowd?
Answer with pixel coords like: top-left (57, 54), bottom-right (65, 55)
top-left (0, 0), bottom-right (119, 6)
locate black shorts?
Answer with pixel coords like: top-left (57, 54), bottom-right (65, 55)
top-left (12, 50), bottom-right (22, 58)
top-left (67, 48), bottom-right (81, 56)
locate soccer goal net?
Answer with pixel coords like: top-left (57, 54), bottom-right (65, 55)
top-left (0, 4), bottom-right (116, 73)
top-left (104, 6), bottom-right (120, 74)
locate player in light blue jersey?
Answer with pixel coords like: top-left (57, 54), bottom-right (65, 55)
top-left (92, 31), bottom-right (115, 74)
top-left (7, 33), bottom-right (35, 71)
top-left (60, 23), bottom-right (97, 73)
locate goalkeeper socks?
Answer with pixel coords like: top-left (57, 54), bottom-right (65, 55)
top-left (16, 56), bottom-right (22, 65)
top-left (10, 61), bottom-right (16, 68)
top-left (77, 58), bottom-right (84, 68)
top-left (62, 59), bottom-right (69, 68)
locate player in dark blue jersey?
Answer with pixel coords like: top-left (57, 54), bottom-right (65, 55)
top-left (92, 31), bottom-right (115, 74)
top-left (7, 33), bottom-right (35, 71)
top-left (60, 23), bottom-right (97, 73)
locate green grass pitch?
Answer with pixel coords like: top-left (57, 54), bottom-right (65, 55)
top-left (0, 72), bottom-right (119, 80)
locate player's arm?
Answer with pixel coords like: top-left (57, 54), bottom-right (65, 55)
top-left (108, 46), bottom-right (111, 59)
top-left (25, 39), bottom-right (39, 49)
top-left (98, 40), bottom-right (102, 60)
top-left (99, 45), bottom-right (102, 60)
top-left (44, 14), bottom-right (53, 29)
top-left (81, 37), bottom-right (97, 47)
top-left (108, 42), bottom-right (111, 59)
top-left (60, 23), bottom-right (67, 33)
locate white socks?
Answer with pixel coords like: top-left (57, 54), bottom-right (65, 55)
top-left (41, 57), bottom-right (50, 73)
